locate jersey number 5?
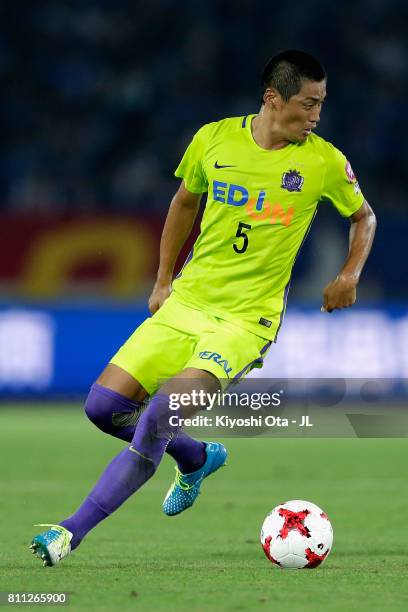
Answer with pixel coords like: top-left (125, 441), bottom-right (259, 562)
top-left (233, 222), bottom-right (252, 254)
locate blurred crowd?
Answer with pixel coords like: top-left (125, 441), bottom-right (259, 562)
top-left (0, 0), bottom-right (406, 215)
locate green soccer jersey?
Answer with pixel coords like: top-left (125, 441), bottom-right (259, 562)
top-left (173, 114), bottom-right (364, 341)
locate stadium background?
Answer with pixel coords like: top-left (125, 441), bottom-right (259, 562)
top-left (1, 3), bottom-right (408, 610)
top-left (0, 0), bottom-right (406, 395)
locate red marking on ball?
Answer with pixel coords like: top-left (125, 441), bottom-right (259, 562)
top-left (262, 535), bottom-right (280, 566)
top-left (278, 508), bottom-right (311, 539)
top-left (305, 547), bottom-right (328, 568)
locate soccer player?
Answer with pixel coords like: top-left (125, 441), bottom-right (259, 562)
top-left (30, 50), bottom-right (376, 566)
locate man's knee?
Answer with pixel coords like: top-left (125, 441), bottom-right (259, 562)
top-left (86, 363), bottom-right (148, 435)
top-left (84, 384), bottom-right (110, 430)
top-left (84, 383), bottom-right (143, 439)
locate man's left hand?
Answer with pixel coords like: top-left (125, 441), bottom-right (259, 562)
top-left (321, 274), bottom-right (358, 313)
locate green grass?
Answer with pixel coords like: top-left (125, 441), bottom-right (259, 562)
top-left (1, 405), bottom-right (408, 611)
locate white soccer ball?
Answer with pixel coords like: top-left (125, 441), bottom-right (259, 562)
top-left (260, 499), bottom-right (333, 569)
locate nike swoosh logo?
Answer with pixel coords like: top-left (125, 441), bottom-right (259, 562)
top-left (129, 445), bottom-right (154, 462)
top-left (214, 161), bottom-right (237, 169)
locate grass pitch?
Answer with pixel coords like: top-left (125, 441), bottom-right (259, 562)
top-left (1, 405), bottom-right (408, 611)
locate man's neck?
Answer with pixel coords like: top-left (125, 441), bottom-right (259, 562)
top-left (251, 108), bottom-right (290, 151)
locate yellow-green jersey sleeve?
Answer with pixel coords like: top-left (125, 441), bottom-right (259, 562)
top-left (321, 144), bottom-right (364, 217)
top-left (174, 124), bottom-right (210, 193)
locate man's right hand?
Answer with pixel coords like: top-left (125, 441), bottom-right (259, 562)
top-left (148, 281), bottom-right (172, 314)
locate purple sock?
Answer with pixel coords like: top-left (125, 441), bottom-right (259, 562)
top-left (166, 433), bottom-right (206, 474)
top-left (60, 447), bottom-right (154, 549)
top-left (85, 382), bottom-right (206, 473)
top-left (61, 393), bottom-right (179, 550)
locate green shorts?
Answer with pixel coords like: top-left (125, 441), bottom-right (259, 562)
top-left (110, 293), bottom-right (271, 395)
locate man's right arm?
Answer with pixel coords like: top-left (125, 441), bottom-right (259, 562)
top-left (148, 181), bottom-right (202, 314)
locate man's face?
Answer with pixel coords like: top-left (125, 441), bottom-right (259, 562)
top-left (268, 79), bottom-right (327, 143)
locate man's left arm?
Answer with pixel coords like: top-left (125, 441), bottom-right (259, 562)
top-left (322, 200), bottom-right (377, 312)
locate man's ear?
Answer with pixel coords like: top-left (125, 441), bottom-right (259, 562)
top-left (263, 87), bottom-right (280, 110)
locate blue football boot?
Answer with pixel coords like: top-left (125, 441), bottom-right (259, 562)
top-left (29, 524), bottom-right (73, 567)
top-left (163, 442), bottom-right (227, 516)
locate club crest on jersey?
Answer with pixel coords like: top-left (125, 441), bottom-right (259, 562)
top-left (281, 169), bottom-right (304, 192)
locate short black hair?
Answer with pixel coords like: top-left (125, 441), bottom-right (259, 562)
top-left (261, 50), bottom-right (326, 103)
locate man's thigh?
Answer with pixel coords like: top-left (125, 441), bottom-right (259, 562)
top-left (109, 296), bottom-right (199, 395)
top-left (185, 319), bottom-right (271, 389)
top-left (107, 294), bottom-right (271, 396)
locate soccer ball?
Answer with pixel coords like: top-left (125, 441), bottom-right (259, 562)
top-left (260, 499), bottom-right (333, 569)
